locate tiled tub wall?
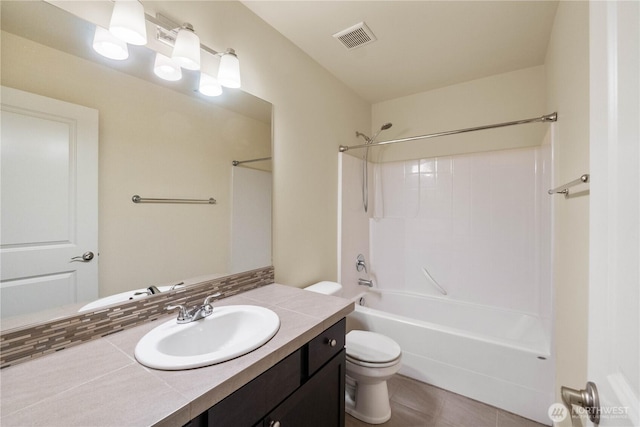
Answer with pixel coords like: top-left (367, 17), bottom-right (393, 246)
top-left (369, 146), bottom-right (552, 316)
top-left (0, 266), bottom-right (274, 368)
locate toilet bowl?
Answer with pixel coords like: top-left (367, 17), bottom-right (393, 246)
top-left (304, 281), bottom-right (402, 424)
top-left (345, 330), bottom-right (402, 424)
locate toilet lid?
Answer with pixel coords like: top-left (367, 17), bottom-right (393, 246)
top-left (346, 330), bottom-right (402, 364)
top-left (304, 281), bottom-right (342, 295)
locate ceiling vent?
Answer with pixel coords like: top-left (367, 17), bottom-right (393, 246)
top-left (333, 22), bottom-right (377, 50)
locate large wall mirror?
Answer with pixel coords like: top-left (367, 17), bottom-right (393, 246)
top-left (0, 1), bottom-right (273, 331)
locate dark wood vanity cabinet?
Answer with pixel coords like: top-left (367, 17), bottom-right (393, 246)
top-left (188, 319), bottom-right (346, 427)
top-left (262, 348), bottom-right (345, 427)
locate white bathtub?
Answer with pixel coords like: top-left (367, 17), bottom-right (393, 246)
top-left (346, 290), bottom-right (554, 425)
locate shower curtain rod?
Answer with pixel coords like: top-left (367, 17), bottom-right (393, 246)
top-left (338, 112), bottom-right (557, 152)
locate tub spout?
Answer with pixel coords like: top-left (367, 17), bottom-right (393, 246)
top-left (358, 278), bottom-right (373, 287)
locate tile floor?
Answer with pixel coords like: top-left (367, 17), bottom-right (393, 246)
top-left (345, 375), bottom-right (550, 427)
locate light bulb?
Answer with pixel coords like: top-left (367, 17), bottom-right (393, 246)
top-left (172, 25), bottom-right (200, 70)
top-left (109, 0), bottom-right (147, 46)
top-left (93, 26), bottom-right (129, 60)
top-left (153, 53), bottom-right (182, 81)
top-left (199, 73), bottom-right (222, 97)
top-left (217, 49), bottom-right (241, 88)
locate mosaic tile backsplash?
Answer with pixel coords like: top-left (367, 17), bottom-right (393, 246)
top-left (0, 266), bottom-right (274, 368)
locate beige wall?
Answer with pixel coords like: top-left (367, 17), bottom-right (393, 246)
top-left (370, 66), bottom-right (547, 163)
top-left (544, 0), bottom-right (590, 416)
top-left (184, 1), bottom-right (372, 286)
top-left (2, 31), bottom-right (271, 296)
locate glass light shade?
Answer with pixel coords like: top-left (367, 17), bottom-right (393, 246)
top-left (172, 26), bottom-right (201, 70)
top-left (198, 73), bottom-right (223, 97)
top-left (217, 49), bottom-right (241, 88)
top-left (153, 53), bottom-right (182, 81)
top-left (109, 0), bottom-right (147, 46)
top-left (93, 26), bottom-right (129, 60)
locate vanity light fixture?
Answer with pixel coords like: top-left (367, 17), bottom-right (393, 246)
top-left (92, 5), bottom-right (241, 92)
top-left (153, 53), bottom-right (182, 81)
top-left (109, 0), bottom-right (147, 46)
top-left (217, 49), bottom-right (241, 88)
top-left (171, 24), bottom-right (201, 71)
top-left (198, 72), bottom-right (223, 97)
top-left (92, 26), bottom-right (129, 60)
top-left (153, 14), bottom-right (242, 89)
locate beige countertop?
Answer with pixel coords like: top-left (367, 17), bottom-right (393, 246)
top-left (0, 284), bottom-right (354, 427)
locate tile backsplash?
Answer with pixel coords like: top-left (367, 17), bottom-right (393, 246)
top-left (0, 266), bottom-right (274, 368)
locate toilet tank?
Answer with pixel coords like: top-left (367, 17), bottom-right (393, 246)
top-left (304, 281), bottom-right (343, 296)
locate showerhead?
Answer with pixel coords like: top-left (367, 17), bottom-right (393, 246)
top-left (355, 122), bottom-right (392, 145)
top-left (370, 122), bottom-right (393, 143)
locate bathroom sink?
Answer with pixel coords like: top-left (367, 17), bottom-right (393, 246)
top-left (78, 286), bottom-right (172, 312)
top-left (134, 305), bottom-right (280, 370)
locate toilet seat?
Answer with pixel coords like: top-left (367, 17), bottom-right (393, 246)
top-left (346, 354), bottom-right (401, 368)
top-left (346, 330), bottom-right (402, 367)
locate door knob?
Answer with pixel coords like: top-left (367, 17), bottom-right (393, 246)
top-left (561, 381), bottom-right (600, 423)
top-left (71, 251), bottom-right (94, 262)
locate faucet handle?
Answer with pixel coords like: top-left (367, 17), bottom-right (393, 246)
top-left (356, 254), bottom-right (368, 273)
top-left (200, 293), bottom-right (222, 318)
top-left (167, 304), bottom-right (191, 322)
top-left (203, 292), bottom-right (222, 306)
top-left (170, 281), bottom-right (185, 290)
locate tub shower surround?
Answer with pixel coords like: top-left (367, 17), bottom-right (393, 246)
top-left (370, 146), bottom-right (552, 315)
top-left (348, 291), bottom-right (553, 424)
top-left (0, 266), bottom-right (274, 368)
top-left (340, 145), bottom-right (553, 424)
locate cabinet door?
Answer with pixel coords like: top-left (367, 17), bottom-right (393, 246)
top-left (264, 349), bottom-right (345, 427)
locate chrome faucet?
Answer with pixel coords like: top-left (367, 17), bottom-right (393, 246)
top-left (170, 281), bottom-right (185, 290)
top-left (168, 293), bottom-right (222, 324)
top-left (147, 285), bottom-right (162, 294)
top-left (356, 254), bottom-right (368, 273)
top-left (358, 278), bottom-right (373, 287)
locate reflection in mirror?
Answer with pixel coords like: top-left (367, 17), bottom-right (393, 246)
top-left (0, 1), bottom-right (273, 331)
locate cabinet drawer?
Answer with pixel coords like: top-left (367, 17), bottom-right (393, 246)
top-left (207, 349), bottom-right (302, 427)
top-left (307, 319), bottom-right (345, 376)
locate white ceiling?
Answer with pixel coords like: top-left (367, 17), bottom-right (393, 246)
top-left (242, 1), bottom-right (559, 103)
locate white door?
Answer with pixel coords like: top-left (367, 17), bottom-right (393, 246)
top-left (1, 86), bottom-right (99, 318)
top-left (588, 1), bottom-right (639, 426)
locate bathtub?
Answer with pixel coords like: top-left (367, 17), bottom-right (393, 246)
top-left (346, 289), bottom-right (554, 425)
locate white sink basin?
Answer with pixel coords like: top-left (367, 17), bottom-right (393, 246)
top-left (134, 305), bottom-right (280, 370)
top-left (78, 286), bottom-right (172, 312)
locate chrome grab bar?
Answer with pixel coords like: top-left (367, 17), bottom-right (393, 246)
top-left (132, 195), bottom-right (216, 204)
top-left (548, 174), bottom-right (589, 198)
top-left (421, 267), bottom-right (448, 295)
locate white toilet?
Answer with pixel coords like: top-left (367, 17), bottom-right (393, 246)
top-left (304, 281), bottom-right (402, 424)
